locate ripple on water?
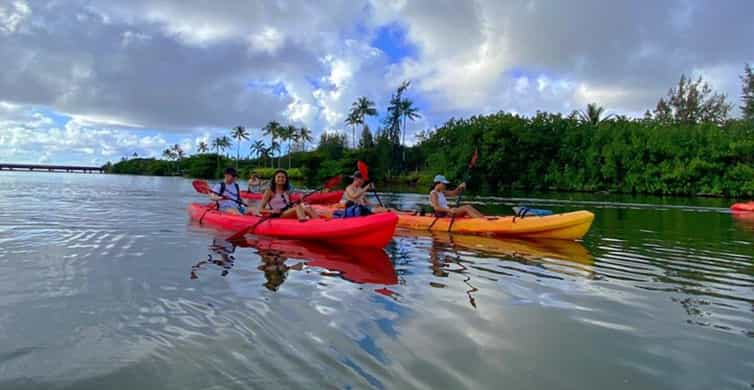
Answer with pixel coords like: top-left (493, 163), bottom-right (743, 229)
top-left (1, 174), bottom-right (753, 389)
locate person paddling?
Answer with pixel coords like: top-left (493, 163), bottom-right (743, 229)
top-left (342, 171), bottom-right (374, 207)
top-left (255, 169), bottom-right (318, 221)
top-left (247, 174), bottom-right (264, 193)
top-left (430, 175), bottom-right (483, 218)
top-left (208, 167), bottom-right (251, 215)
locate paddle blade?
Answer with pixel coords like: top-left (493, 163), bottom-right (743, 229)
top-left (357, 160), bottom-right (369, 181)
top-left (324, 175), bottom-right (342, 189)
top-left (192, 180), bottom-right (211, 194)
top-left (468, 148), bottom-right (478, 169)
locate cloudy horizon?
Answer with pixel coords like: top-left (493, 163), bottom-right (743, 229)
top-left (1, 0), bottom-right (752, 165)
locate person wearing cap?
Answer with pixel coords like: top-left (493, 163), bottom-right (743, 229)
top-left (208, 167), bottom-right (251, 215)
top-left (341, 170), bottom-right (375, 207)
top-left (430, 174), bottom-right (484, 218)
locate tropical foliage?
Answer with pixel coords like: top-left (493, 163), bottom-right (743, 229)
top-left (108, 67), bottom-right (754, 197)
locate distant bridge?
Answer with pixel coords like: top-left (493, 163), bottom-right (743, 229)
top-left (0, 163), bottom-right (104, 173)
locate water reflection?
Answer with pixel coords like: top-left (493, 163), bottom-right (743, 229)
top-left (400, 230), bottom-right (594, 275)
top-left (191, 236), bottom-right (397, 291)
top-left (190, 238), bottom-right (237, 279)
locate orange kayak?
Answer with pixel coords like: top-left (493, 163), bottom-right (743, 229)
top-left (188, 203), bottom-right (397, 248)
top-left (312, 205), bottom-right (594, 240)
top-left (394, 211), bottom-right (594, 240)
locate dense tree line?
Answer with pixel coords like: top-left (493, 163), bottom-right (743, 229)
top-left (108, 65), bottom-right (754, 197)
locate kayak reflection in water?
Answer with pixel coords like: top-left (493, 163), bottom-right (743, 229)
top-left (427, 236), bottom-right (478, 308)
top-left (190, 239), bottom-right (237, 279)
top-left (256, 249), bottom-right (304, 292)
top-left (429, 175), bottom-right (483, 218)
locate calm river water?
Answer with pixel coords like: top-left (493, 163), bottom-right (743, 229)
top-left (0, 172), bottom-right (752, 389)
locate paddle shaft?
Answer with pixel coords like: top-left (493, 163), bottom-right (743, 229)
top-left (446, 187), bottom-right (465, 232)
top-left (363, 180), bottom-right (384, 208)
top-left (198, 186), bottom-right (247, 224)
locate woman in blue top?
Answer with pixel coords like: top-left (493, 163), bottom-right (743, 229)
top-left (429, 175), bottom-right (483, 218)
top-left (255, 169), bottom-right (318, 221)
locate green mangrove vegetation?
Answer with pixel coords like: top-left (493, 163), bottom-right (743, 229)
top-left (107, 65), bottom-right (754, 197)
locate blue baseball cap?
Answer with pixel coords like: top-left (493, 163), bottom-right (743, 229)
top-left (433, 175), bottom-right (450, 184)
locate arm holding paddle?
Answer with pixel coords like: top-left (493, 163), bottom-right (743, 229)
top-left (445, 182), bottom-right (466, 197)
top-left (357, 161), bottom-right (384, 208)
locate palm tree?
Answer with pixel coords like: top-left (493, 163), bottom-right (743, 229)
top-left (250, 140), bottom-right (266, 165)
top-left (269, 141), bottom-right (280, 168)
top-left (262, 121), bottom-right (281, 167)
top-left (298, 127), bottom-right (313, 152)
top-left (197, 141), bottom-right (209, 154)
top-left (170, 144), bottom-right (185, 160)
top-left (344, 111), bottom-right (361, 148)
top-left (289, 127), bottom-right (301, 168)
top-left (351, 97), bottom-right (377, 148)
top-left (578, 103), bottom-right (614, 125)
top-left (168, 144), bottom-right (184, 175)
top-left (162, 148), bottom-right (175, 161)
top-left (230, 125), bottom-right (249, 168)
top-left (399, 99), bottom-right (421, 149)
top-left (219, 136), bottom-right (232, 158)
top-left (132, 152), bottom-right (138, 159)
top-left (258, 146), bottom-right (272, 168)
top-left (385, 81), bottom-right (411, 146)
top-left (279, 125), bottom-right (298, 169)
top-left (211, 137), bottom-right (224, 169)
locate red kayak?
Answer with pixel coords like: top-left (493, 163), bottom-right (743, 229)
top-left (239, 238), bottom-right (397, 285)
top-left (188, 203), bottom-right (397, 248)
top-left (240, 190), bottom-right (343, 204)
top-left (731, 202), bottom-right (754, 212)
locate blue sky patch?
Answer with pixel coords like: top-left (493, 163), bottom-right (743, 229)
top-left (371, 23), bottom-right (417, 64)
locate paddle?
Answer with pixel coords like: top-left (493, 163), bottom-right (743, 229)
top-left (226, 175), bottom-right (343, 241)
top-left (192, 179), bottom-right (249, 224)
top-left (447, 148), bottom-right (478, 233)
top-left (357, 160), bottom-right (384, 208)
top-left (192, 180), bottom-right (246, 207)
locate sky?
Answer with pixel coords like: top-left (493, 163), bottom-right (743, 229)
top-left (1, 0), bottom-right (752, 166)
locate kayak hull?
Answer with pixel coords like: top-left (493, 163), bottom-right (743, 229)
top-left (395, 211), bottom-right (594, 240)
top-left (240, 190), bottom-right (343, 204)
top-left (731, 202), bottom-right (754, 212)
top-left (188, 203), bottom-right (397, 248)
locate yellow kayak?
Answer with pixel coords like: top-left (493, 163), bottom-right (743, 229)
top-left (396, 210), bottom-right (595, 240)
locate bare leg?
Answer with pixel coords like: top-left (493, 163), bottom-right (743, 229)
top-left (279, 208), bottom-right (301, 220)
top-left (303, 205), bottom-right (319, 219)
top-left (459, 205), bottom-right (484, 218)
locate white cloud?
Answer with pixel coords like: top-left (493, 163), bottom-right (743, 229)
top-left (1, 0), bottom-right (753, 164)
top-left (0, 0), bottom-right (31, 34)
top-left (248, 26), bottom-right (284, 54)
top-left (121, 30), bottom-right (152, 48)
